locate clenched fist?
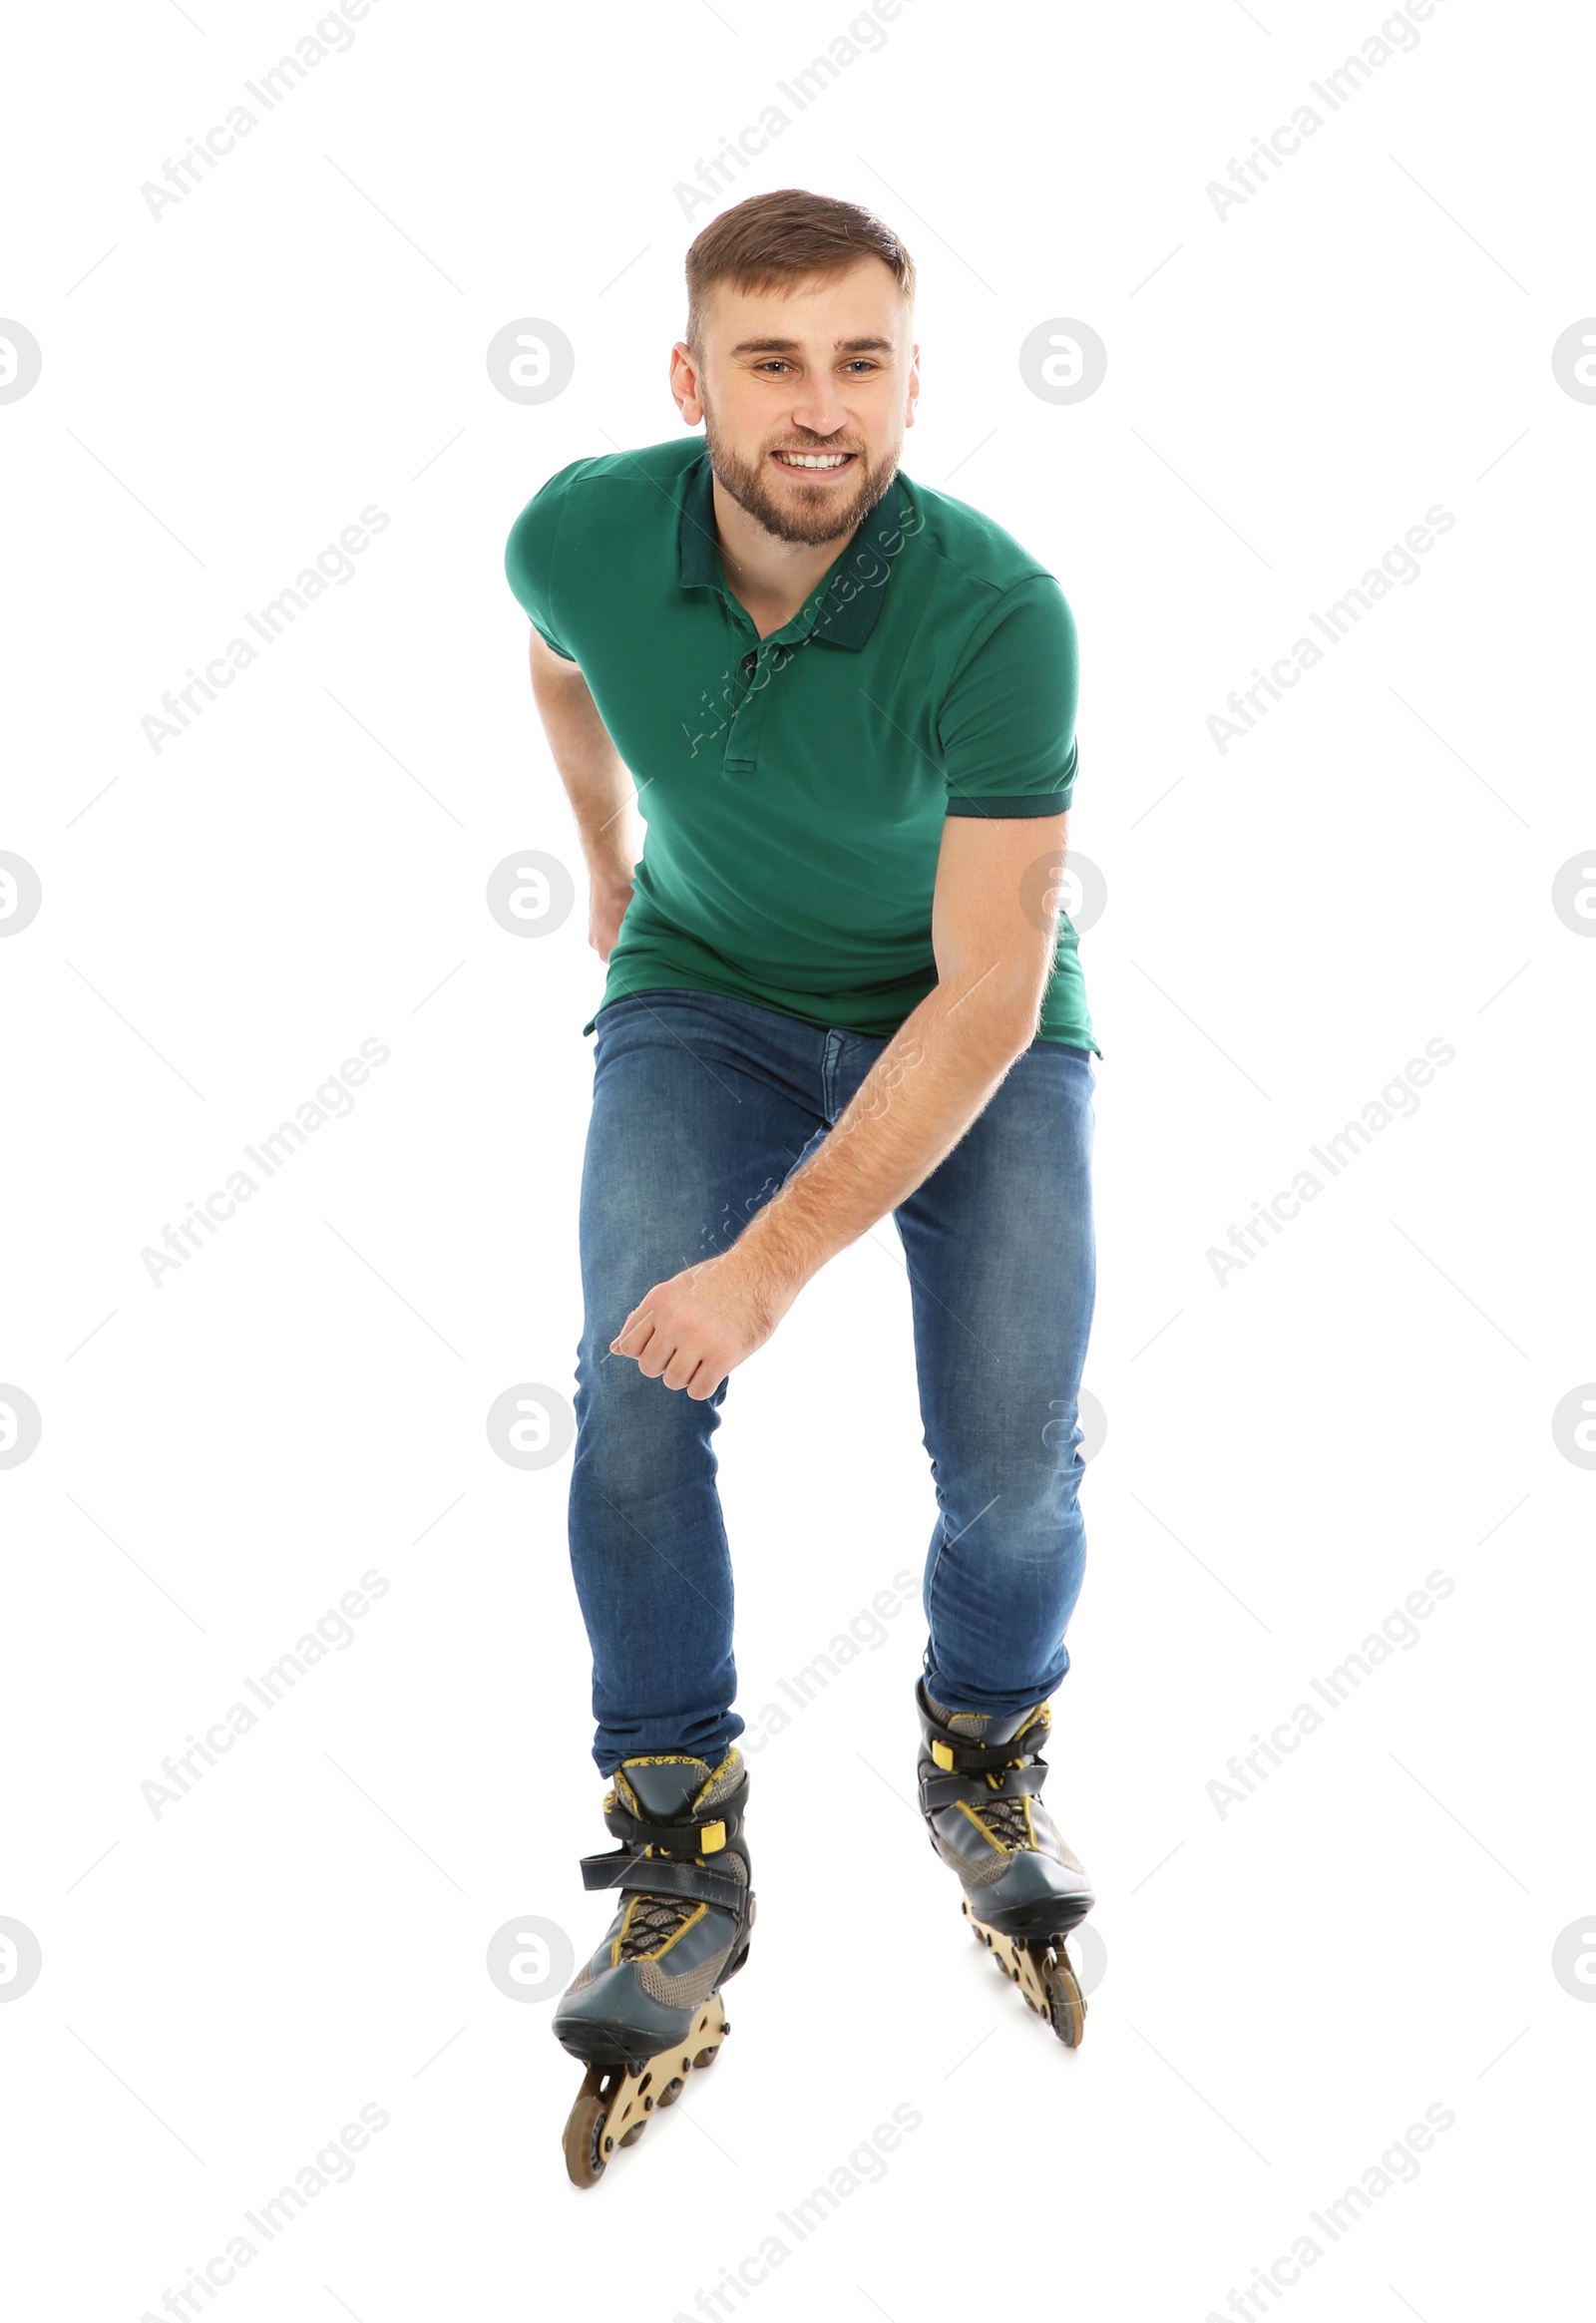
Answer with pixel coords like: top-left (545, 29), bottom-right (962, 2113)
top-left (609, 1250), bottom-right (798, 1399)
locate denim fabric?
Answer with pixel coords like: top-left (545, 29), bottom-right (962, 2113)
top-left (570, 986), bottom-right (1097, 1772)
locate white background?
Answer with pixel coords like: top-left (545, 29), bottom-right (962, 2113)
top-left (2, 0), bottom-right (1592, 2315)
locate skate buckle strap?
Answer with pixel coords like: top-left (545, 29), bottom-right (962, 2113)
top-left (604, 1805), bottom-right (730, 1858)
top-left (928, 1730), bottom-right (1048, 1775)
top-left (919, 1762), bottom-right (1050, 1814)
top-left (579, 1847), bottom-right (745, 1915)
top-left (615, 1812), bottom-right (726, 1856)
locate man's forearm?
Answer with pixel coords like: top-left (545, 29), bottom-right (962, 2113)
top-left (731, 975), bottom-right (1032, 1294)
top-left (529, 652), bottom-right (639, 883)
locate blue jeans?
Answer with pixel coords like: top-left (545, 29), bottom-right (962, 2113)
top-left (570, 987), bottom-right (1097, 1773)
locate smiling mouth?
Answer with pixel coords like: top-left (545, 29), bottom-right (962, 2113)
top-left (770, 449), bottom-right (858, 473)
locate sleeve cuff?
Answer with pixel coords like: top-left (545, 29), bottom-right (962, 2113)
top-left (944, 789), bottom-right (1072, 818)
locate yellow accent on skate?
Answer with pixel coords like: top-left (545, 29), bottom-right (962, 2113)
top-left (954, 1796), bottom-right (1015, 1852)
top-left (608, 1896), bottom-right (707, 1970)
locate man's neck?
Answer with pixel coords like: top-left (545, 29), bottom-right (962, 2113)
top-left (709, 475), bottom-right (862, 638)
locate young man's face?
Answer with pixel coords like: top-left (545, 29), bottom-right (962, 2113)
top-left (674, 256), bottom-right (918, 548)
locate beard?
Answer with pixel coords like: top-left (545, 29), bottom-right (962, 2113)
top-left (701, 403), bottom-right (895, 548)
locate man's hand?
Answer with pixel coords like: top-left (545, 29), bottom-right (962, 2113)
top-left (610, 1248), bottom-right (800, 1399)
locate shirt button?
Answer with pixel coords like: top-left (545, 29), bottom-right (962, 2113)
top-left (742, 650), bottom-right (756, 671)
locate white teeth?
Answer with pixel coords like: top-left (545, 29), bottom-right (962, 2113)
top-left (774, 452), bottom-right (851, 468)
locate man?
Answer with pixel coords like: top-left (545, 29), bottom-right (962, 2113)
top-left (505, 189), bottom-right (1099, 2185)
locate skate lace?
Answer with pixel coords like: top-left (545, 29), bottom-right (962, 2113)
top-left (977, 1788), bottom-right (1033, 1849)
top-left (615, 1893), bottom-right (699, 1961)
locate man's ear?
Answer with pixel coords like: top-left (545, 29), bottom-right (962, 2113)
top-left (669, 341), bottom-right (705, 426)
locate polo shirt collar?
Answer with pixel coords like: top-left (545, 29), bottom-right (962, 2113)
top-left (678, 450), bottom-right (907, 653)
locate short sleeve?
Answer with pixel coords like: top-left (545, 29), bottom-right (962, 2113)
top-left (938, 574), bottom-right (1078, 817)
top-left (505, 472), bottom-right (578, 660)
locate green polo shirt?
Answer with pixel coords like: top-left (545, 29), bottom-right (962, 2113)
top-left (504, 436), bottom-right (1096, 1052)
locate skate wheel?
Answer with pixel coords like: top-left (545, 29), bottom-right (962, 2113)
top-left (562, 2073), bottom-right (608, 2189)
top-left (560, 2000), bottom-right (729, 2185)
top-left (1041, 1952), bottom-right (1086, 2049)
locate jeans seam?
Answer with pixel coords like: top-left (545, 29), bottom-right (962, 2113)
top-left (923, 1499), bottom-right (950, 1678)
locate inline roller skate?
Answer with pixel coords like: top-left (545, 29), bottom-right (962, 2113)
top-left (555, 1748), bottom-right (754, 2184)
top-left (916, 1678), bottom-right (1092, 2045)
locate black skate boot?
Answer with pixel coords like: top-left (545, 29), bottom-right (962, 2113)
top-left (555, 1748), bottom-right (754, 2185)
top-left (916, 1678), bottom-right (1093, 2046)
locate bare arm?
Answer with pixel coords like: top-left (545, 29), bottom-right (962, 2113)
top-left (612, 810), bottom-right (1070, 1395)
top-left (527, 627), bottom-right (643, 960)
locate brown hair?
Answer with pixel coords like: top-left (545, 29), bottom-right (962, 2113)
top-left (684, 189), bottom-right (915, 358)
